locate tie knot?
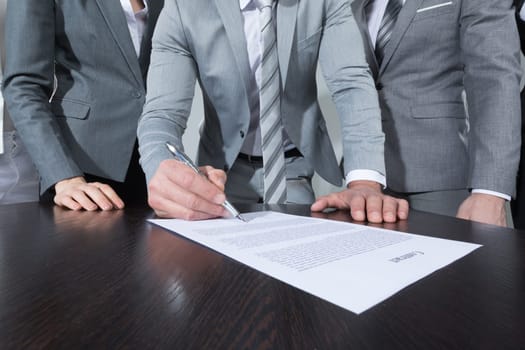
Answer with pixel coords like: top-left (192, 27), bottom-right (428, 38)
top-left (258, 0), bottom-right (273, 11)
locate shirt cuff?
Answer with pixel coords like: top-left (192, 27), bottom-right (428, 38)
top-left (471, 189), bottom-right (511, 201)
top-left (345, 169), bottom-right (386, 188)
top-left (520, 5), bottom-right (525, 21)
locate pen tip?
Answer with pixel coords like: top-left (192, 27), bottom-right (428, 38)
top-left (237, 215), bottom-right (247, 222)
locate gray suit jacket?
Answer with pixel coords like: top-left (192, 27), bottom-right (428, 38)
top-left (352, 0), bottom-right (522, 195)
top-left (2, 0), bottom-right (163, 194)
top-left (138, 0), bottom-right (385, 188)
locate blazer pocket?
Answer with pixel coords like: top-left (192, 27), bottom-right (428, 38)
top-left (297, 29), bottom-right (322, 51)
top-left (413, 1), bottom-right (455, 21)
top-left (411, 102), bottom-right (465, 119)
top-left (50, 98), bottom-right (91, 120)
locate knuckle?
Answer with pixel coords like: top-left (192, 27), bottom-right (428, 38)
top-left (99, 183), bottom-right (111, 191)
top-left (185, 193), bottom-right (200, 209)
top-left (178, 171), bottom-right (195, 188)
top-left (148, 196), bottom-right (161, 210)
top-left (148, 181), bottom-right (161, 195)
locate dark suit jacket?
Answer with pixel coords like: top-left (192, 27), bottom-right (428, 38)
top-left (2, 0), bottom-right (163, 193)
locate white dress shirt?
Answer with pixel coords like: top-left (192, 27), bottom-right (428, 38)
top-left (239, 0), bottom-right (385, 187)
top-left (119, 0), bottom-right (149, 56)
top-left (366, 0), bottom-right (509, 200)
top-left (520, 2), bottom-right (525, 21)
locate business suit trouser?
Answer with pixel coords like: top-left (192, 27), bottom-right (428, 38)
top-left (225, 155), bottom-right (315, 204)
top-left (0, 131), bottom-right (39, 204)
top-left (385, 189), bottom-right (470, 217)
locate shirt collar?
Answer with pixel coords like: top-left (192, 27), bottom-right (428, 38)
top-left (137, 0), bottom-right (149, 18)
top-left (121, 0), bottom-right (149, 15)
top-left (239, 0), bottom-right (252, 11)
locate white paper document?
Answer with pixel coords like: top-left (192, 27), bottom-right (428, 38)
top-left (149, 211), bottom-right (481, 314)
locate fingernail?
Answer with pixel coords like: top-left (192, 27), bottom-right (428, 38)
top-left (384, 212), bottom-right (394, 221)
top-left (353, 210), bottom-right (365, 220)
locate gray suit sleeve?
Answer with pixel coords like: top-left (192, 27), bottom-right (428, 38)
top-left (2, 0), bottom-right (83, 194)
top-left (461, 0), bottom-right (521, 195)
top-left (137, 0), bottom-right (198, 185)
top-left (318, 0), bottom-right (385, 177)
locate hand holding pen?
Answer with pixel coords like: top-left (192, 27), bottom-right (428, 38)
top-left (165, 143), bottom-right (246, 222)
top-left (145, 141), bottom-right (246, 221)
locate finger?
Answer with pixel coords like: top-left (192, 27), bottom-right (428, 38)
top-left (92, 183), bottom-right (125, 209)
top-left (310, 197), bottom-right (329, 212)
top-left (54, 194), bottom-right (82, 211)
top-left (166, 162), bottom-right (225, 204)
top-left (364, 194), bottom-right (383, 223)
top-left (168, 183), bottom-right (227, 217)
top-left (148, 177), bottom-right (226, 219)
top-left (381, 196), bottom-right (399, 223)
top-left (396, 199), bottom-right (409, 220)
top-left (349, 195), bottom-right (366, 221)
top-left (70, 188), bottom-right (99, 211)
top-left (310, 194), bottom-right (348, 212)
top-left (152, 194), bottom-right (223, 220)
top-left (201, 166), bottom-right (227, 191)
top-left (83, 183), bottom-right (118, 211)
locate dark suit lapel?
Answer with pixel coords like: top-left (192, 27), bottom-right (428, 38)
top-left (215, 0), bottom-right (252, 98)
top-left (276, 0), bottom-right (298, 89)
top-left (139, 0), bottom-right (164, 83)
top-left (95, 0), bottom-right (144, 86)
top-left (351, 0), bottom-right (379, 79)
top-left (379, 0), bottom-right (424, 75)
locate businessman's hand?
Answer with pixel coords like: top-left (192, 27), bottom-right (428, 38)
top-left (148, 159), bottom-right (228, 220)
top-left (54, 176), bottom-right (125, 211)
top-left (456, 193), bottom-right (507, 227)
top-left (311, 180), bottom-right (409, 223)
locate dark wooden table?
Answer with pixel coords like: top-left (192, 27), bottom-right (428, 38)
top-left (0, 202), bottom-right (524, 349)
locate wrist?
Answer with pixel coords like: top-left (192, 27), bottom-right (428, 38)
top-left (347, 180), bottom-right (382, 191)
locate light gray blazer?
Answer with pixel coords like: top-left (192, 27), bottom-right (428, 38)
top-left (138, 0), bottom-right (385, 187)
top-left (2, 0), bottom-right (163, 194)
top-left (352, 0), bottom-right (522, 195)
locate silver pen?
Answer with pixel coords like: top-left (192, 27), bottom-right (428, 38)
top-left (165, 142), bottom-right (247, 222)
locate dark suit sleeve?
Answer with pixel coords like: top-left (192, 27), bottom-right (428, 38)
top-left (2, 0), bottom-right (83, 194)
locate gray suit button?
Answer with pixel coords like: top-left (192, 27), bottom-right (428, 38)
top-left (132, 91), bottom-right (142, 98)
top-left (223, 165), bottom-right (229, 171)
top-left (240, 130), bottom-right (245, 138)
top-left (376, 83), bottom-right (383, 90)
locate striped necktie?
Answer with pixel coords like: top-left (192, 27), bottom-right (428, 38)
top-left (375, 0), bottom-right (403, 65)
top-left (258, 0), bottom-right (287, 203)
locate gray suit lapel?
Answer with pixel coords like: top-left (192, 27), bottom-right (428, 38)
top-left (351, 0), bottom-right (379, 78)
top-left (215, 0), bottom-right (252, 98)
top-left (378, 0), bottom-right (424, 75)
top-left (276, 0), bottom-right (298, 89)
top-left (95, 0), bottom-right (143, 86)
